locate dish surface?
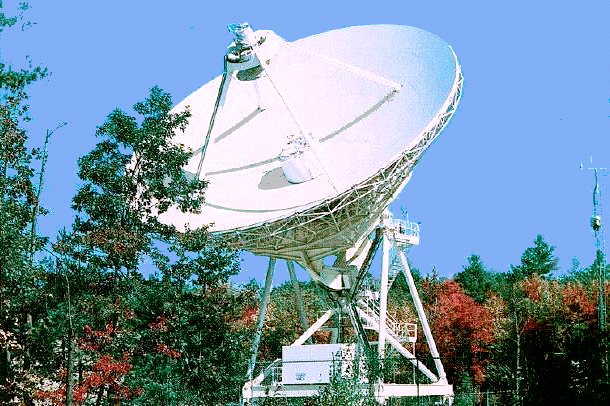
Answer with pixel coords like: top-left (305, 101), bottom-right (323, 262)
top-left (158, 25), bottom-right (460, 235)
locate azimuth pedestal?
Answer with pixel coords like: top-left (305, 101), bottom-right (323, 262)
top-left (241, 212), bottom-right (453, 405)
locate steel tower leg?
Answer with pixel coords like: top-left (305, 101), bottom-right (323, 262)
top-left (287, 260), bottom-right (309, 333)
top-left (378, 229), bottom-right (391, 362)
top-left (246, 257), bottom-right (276, 379)
top-left (398, 250), bottom-right (447, 383)
top-left (345, 300), bottom-right (374, 360)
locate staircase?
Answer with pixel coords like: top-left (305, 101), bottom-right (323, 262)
top-left (358, 291), bottom-right (416, 344)
top-left (388, 248), bottom-right (403, 289)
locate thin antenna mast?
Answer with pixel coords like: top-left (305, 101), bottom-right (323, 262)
top-left (582, 158), bottom-right (609, 385)
top-left (587, 158), bottom-right (607, 331)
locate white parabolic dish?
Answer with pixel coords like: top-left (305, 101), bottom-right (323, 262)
top-left (159, 24), bottom-right (463, 259)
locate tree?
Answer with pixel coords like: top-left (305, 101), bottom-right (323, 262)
top-left (124, 277), bottom-right (257, 405)
top-left (43, 85), bottom-right (253, 405)
top-left (32, 250), bottom-right (249, 405)
top-left (0, 2), bottom-right (53, 403)
top-left (313, 350), bottom-right (378, 406)
top-left (63, 85), bottom-right (207, 274)
top-left (569, 253), bottom-right (610, 285)
top-left (428, 281), bottom-right (495, 393)
top-left (36, 324), bottom-right (143, 405)
top-left (510, 235), bottom-right (559, 280)
top-left (0, 0), bottom-right (50, 307)
top-left (455, 254), bottom-right (493, 304)
top-left (485, 269), bottom-right (605, 405)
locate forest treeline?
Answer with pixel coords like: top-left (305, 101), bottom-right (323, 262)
top-left (1, 4), bottom-right (609, 406)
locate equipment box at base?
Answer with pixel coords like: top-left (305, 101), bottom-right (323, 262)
top-left (281, 344), bottom-right (356, 385)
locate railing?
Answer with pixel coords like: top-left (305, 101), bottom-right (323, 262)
top-left (246, 355), bottom-right (437, 387)
top-left (358, 295), bottom-right (417, 343)
top-left (250, 358), bottom-right (282, 386)
top-left (391, 219), bottom-right (419, 238)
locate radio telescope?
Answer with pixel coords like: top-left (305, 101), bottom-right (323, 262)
top-left (159, 23), bottom-right (462, 404)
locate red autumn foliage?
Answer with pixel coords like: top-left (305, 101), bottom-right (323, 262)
top-left (425, 280), bottom-right (495, 387)
top-left (522, 319), bottom-right (543, 336)
top-left (93, 355), bottom-right (132, 375)
top-left (148, 315), bottom-right (182, 358)
top-left (522, 277), bottom-right (543, 302)
top-left (79, 323), bottom-right (115, 352)
top-left (156, 343), bottom-right (182, 359)
top-left (241, 306), bottom-right (258, 325)
top-left (562, 283), bottom-right (596, 322)
top-left (36, 325), bottom-right (142, 405)
top-left (149, 315), bottom-right (169, 332)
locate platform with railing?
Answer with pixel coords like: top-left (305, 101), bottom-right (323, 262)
top-left (242, 354), bottom-right (452, 402)
top-left (387, 218), bottom-right (420, 246)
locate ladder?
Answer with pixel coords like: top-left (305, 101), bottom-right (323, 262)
top-left (358, 291), bottom-right (416, 344)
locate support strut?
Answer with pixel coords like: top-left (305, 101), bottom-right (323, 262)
top-left (378, 228), bottom-right (391, 361)
top-left (398, 250), bottom-right (447, 383)
top-left (246, 257), bottom-right (276, 379)
top-left (287, 260), bottom-right (310, 334)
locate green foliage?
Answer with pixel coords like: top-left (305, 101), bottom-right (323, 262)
top-left (0, 0), bottom-right (49, 275)
top-left (567, 256), bottom-right (591, 284)
top-left (124, 277), bottom-right (256, 405)
top-left (315, 375), bottom-right (375, 406)
top-left (0, 3), bottom-right (52, 403)
top-left (510, 234), bottom-right (559, 280)
top-left (32, 252), bottom-right (252, 405)
top-left (67, 85), bottom-right (206, 272)
top-left (455, 254), bottom-right (493, 304)
top-left (313, 348), bottom-right (378, 406)
top-left (567, 253), bottom-right (610, 289)
top-left (451, 372), bottom-right (476, 406)
top-left (30, 81), bottom-right (241, 404)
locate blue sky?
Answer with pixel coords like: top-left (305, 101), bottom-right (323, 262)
top-left (2, 0), bottom-right (609, 284)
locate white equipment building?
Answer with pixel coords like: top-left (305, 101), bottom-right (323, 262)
top-left (158, 23), bottom-right (463, 405)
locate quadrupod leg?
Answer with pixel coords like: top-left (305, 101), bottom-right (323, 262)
top-left (378, 228), bottom-right (391, 360)
top-left (397, 249), bottom-right (447, 383)
top-left (287, 260), bottom-right (309, 334)
top-left (246, 257), bottom-right (276, 380)
top-left (358, 230), bottom-right (449, 385)
top-left (244, 259), bottom-right (314, 380)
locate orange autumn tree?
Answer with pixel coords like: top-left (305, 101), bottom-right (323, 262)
top-left (36, 324), bottom-right (142, 405)
top-left (423, 280), bottom-right (495, 391)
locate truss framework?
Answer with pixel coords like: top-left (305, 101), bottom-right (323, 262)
top-left (241, 215), bottom-right (453, 405)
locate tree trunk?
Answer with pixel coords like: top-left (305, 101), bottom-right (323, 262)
top-left (24, 313), bottom-right (32, 370)
top-left (66, 334), bottom-right (74, 406)
top-left (65, 270), bottom-right (75, 406)
top-left (95, 385), bottom-right (105, 406)
top-left (1, 162), bottom-right (7, 198)
top-left (0, 348), bottom-right (9, 387)
top-left (515, 310), bottom-right (521, 406)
